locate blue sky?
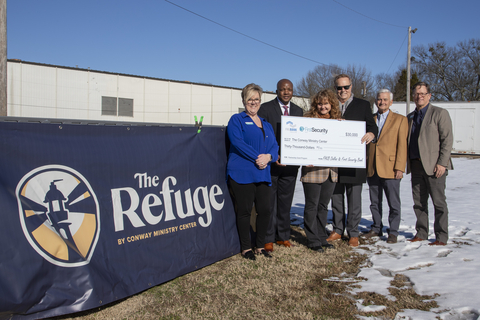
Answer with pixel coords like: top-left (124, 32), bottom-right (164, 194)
top-left (7, 0), bottom-right (480, 92)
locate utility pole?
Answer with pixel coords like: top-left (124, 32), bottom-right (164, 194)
top-left (0, 0), bottom-right (6, 116)
top-left (406, 26), bottom-right (417, 115)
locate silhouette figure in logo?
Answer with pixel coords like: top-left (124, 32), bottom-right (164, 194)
top-left (43, 179), bottom-right (80, 254)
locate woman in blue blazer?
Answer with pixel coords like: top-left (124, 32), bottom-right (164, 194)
top-left (227, 83), bottom-right (279, 260)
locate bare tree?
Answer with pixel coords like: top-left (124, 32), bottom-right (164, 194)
top-left (412, 39), bottom-right (480, 101)
top-left (346, 64), bottom-right (375, 103)
top-left (296, 64), bottom-right (342, 98)
top-left (296, 63), bottom-right (375, 104)
top-left (413, 42), bottom-right (456, 100)
top-left (457, 39), bottom-right (480, 101)
top-left (375, 71), bottom-right (398, 94)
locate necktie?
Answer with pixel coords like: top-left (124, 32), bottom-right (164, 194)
top-left (283, 106), bottom-right (289, 116)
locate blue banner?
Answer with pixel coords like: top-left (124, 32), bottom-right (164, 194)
top-left (0, 121), bottom-right (239, 319)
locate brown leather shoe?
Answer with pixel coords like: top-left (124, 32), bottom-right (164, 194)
top-left (326, 231), bottom-right (342, 242)
top-left (276, 240), bottom-right (293, 247)
top-left (386, 234), bottom-right (397, 243)
top-left (264, 242), bottom-right (274, 252)
top-left (429, 240), bottom-right (446, 246)
top-left (348, 237), bottom-right (359, 247)
top-left (409, 236), bottom-right (425, 242)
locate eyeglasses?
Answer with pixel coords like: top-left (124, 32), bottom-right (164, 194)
top-left (414, 92), bottom-right (430, 97)
top-left (336, 85), bottom-right (351, 91)
top-left (247, 98), bottom-right (260, 104)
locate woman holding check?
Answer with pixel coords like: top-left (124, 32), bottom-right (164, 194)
top-left (227, 83), bottom-right (279, 260)
top-left (301, 89), bottom-right (342, 253)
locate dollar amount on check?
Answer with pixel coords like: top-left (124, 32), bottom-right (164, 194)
top-left (280, 116), bottom-right (366, 168)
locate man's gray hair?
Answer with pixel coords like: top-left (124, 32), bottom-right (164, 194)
top-left (376, 89), bottom-right (393, 101)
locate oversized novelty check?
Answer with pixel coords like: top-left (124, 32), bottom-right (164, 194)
top-left (280, 116), bottom-right (366, 168)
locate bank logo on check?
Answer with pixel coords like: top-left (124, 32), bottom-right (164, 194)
top-left (285, 121), bottom-right (298, 132)
top-left (301, 126), bottom-right (328, 134)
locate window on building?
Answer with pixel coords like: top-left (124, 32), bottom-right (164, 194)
top-left (118, 98), bottom-right (134, 117)
top-left (102, 96), bottom-right (134, 117)
top-left (102, 97), bottom-right (117, 116)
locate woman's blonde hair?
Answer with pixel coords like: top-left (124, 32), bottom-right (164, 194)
top-left (241, 83), bottom-right (263, 102)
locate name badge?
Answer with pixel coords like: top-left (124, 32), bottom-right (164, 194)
top-left (245, 122), bottom-right (254, 125)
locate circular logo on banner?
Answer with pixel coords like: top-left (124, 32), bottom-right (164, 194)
top-left (16, 165), bottom-right (100, 267)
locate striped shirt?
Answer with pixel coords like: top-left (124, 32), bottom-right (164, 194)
top-left (376, 109), bottom-right (390, 138)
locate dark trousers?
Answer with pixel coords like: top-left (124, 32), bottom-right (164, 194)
top-left (228, 178), bottom-right (272, 251)
top-left (331, 182), bottom-right (363, 238)
top-left (367, 173), bottom-right (401, 236)
top-left (302, 178), bottom-right (336, 248)
top-left (410, 159), bottom-right (449, 243)
top-left (265, 165), bottom-right (299, 243)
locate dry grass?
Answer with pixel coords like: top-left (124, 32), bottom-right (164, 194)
top-left (56, 227), bottom-right (439, 320)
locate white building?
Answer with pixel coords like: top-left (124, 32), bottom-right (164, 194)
top-left (6, 60), bottom-right (309, 126)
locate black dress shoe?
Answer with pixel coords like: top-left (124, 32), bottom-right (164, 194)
top-left (310, 246), bottom-right (325, 253)
top-left (256, 249), bottom-right (272, 258)
top-left (361, 230), bottom-right (382, 239)
top-left (242, 250), bottom-right (256, 260)
top-left (321, 243), bottom-right (334, 250)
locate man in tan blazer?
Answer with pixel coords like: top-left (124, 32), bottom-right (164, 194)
top-left (364, 89), bottom-right (408, 243)
top-left (407, 82), bottom-right (453, 246)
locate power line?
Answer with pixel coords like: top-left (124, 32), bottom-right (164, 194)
top-left (331, 0), bottom-right (407, 29)
top-left (330, 0), bottom-right (410, 74)
top-left (387, 33), bottom-right (408, 74)
top-left (165, 0), bottom-right (409, 76)
top-left (164, 0), bottom-right (328, 66)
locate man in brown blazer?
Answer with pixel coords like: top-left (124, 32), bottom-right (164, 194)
top-left (364, 89), bottom-right (408, 244)
top-left (407, 82), bottom-right (453, 246)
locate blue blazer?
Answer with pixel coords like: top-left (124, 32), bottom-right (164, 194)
top-left (226, 112), bottom-right (279, 185)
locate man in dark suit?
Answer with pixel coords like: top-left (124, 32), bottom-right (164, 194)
top-left (407, 82), bottom-right (453, 246)
top-left (364, 89), bottom-right (408, 244)
top-left (257, 79), bottom-right (304, 252)
top-left (327, 74), bottom-right (378, 247)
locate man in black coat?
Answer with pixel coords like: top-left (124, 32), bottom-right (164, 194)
top-left (326, 74), bottom-right (378, 246)
top-left (257, 79), bottom-right (304, 252)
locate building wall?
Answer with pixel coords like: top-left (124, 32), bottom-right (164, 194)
top-left (7, 61), bottom-right (309, 126)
